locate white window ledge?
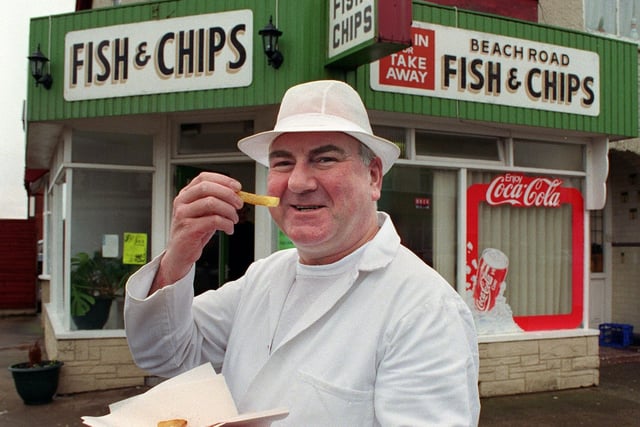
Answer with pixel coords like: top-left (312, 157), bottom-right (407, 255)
top-left (45, 302), bottom-right (127, 340)
top-left (478, 328), bottom-right (600, 344)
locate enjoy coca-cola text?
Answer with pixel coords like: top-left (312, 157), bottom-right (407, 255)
top-left (485, 173), bottom-right (563, 207)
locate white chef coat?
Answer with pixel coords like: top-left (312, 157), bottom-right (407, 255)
top-left (125, 212), bottom-right (480, 426)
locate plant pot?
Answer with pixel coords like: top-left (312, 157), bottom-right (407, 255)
top-left (8, 360), bottom-right (64, 405)
top-left (72, 297), bottom-right (113, 330)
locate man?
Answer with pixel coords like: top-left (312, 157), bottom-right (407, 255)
top-left (125, 80), bottom-right (480, 426)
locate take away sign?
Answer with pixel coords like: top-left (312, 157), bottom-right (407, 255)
top-left (370, 22), bottom-right (600, 116)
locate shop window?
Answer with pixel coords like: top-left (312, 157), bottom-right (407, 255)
top-left (466, 172), bottom-right (584, 331)
top-left (372, 125), bottom-right (408, 159)
top-left (415, 131), bottom-right (502, 161)
top-left (72, 131), bottom-right (153, 166)
top-left (379, 166), bottom-right (457, 285)
top-left (179, 121), bottom-right (254, 155)
top-left (513, 140), bottom-right (585, 171)
top-left (69, 169), bottom-right (152, 330)
top-left (585, 0), bottom-right (640, 40)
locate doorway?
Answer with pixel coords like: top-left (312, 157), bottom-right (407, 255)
top-left (175, 164), bottom-right (255, 295)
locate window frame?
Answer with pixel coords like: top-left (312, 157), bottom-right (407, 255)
top-left (584, 0), bottom-right (640, 42)
top-left (372, 120), bottom-right (591, 334)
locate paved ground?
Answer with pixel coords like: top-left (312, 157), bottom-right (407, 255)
top-left (480, 361), bottom-right (640, 426)
top-left (0, 314), bottom-right (147, 427)
top-left (1, 314), bottom-right (640, 426)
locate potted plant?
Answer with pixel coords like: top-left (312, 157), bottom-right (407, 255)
top-left (70, 251), bottom-right (135, 330)
top-left (8, 340), bottom-right (63, 405)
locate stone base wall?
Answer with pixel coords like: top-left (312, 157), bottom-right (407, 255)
top-left (43, 310), bottom-right (148, 394)
top-left (41, 288), bottom-right (599, 397)
top-left (479, 335), bottom-right (600, 397)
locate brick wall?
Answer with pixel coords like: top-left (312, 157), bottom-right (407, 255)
top-left (610, 159), bottom-right (640, 242)
top-left (0, 219), bottom-right (37, 310)
top-left (538, 0), bottom-right (584, 30)
top-left (609, 150), bottom-right (640, 330)
top-left (611, 247), bottom-right (640, 329)
top-left (428, 0), bottom-right (538, 22)
top-left (479, 335), bottom-right (599, 397)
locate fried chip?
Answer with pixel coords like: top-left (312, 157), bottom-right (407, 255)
top-left (238, 191), bottom-right (280, 207)
top-left (157, 419), bottom-right (187, 427)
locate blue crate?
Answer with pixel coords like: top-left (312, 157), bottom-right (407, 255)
top-left (599, 323), bottom-right (634, 348)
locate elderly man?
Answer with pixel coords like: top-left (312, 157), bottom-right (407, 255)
top-left (125, 80), bottom-right (480, 426)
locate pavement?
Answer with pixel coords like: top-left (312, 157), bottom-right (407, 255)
top-left (1, 314), bottom-right (640, 426)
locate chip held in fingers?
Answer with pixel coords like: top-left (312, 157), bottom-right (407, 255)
top-left (238, 191), bottom-right (280, 207)
top-left (157, 419), bottom-right (187, 427)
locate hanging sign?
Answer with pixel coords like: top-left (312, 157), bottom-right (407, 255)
top-left (64, 10), bottom-right (253, 101)
top-left (326, 0), bottom-right (411, 68)
top-left (371, 22), bottom-right (600, 116)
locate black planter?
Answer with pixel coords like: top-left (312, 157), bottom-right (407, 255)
top-left (8, 360), bottom-right (64, 405)
top-left (72, 297), bottom-right (113, 330)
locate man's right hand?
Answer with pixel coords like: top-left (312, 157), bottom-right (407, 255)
top-left (149, 172), bottom-right (244, 295)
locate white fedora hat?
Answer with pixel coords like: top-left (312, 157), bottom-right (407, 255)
top-left (238, 80), bottom-right (400, 174)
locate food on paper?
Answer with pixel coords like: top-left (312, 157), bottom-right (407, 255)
top-left (157, 419), bottom-right (187, 427)
top-left (81, 363), bottom-right (288, 427)
top-left (238, 190), bottom-right (280, 207)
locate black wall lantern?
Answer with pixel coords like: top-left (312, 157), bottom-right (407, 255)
top-left (27, 44), bottom-right (53, 90)
top-left (259, 16), bottom-right (284, 69)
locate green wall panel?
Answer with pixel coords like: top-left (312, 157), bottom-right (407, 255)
top-left (27, 0), bottom-right (637, 138)
top-left (356, 1), bottom-right (637, 138)
top-left (27, 0), bottom-right (337, 123)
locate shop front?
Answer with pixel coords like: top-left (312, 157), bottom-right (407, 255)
top-left (25, 1), bottom-right (636, 395)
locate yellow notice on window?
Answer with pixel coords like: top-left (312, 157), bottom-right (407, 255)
top-left (123, 233), bottom-right (148, 265)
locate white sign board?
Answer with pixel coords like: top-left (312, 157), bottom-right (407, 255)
top-left (64, 10), bottom-right (253, 101)
top-left (371, 22), bottom-right (600, 116)
top-left (328, 0), bottom-right (375, 59)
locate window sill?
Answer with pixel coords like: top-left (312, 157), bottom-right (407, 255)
top-left (45, 302), bottom-right (126, 340)
top-left (478, 328), bottom-right (600, 344)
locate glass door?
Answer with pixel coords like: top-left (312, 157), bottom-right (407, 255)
top-left (174, 164), bottom-right (255, 295)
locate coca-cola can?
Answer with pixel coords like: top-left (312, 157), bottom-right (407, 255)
top-left (473, 248), bottom-right (509, 312)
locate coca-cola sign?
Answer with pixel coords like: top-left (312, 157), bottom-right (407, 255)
top-left (466, 172), bottom-right (584, 332)
top-left (486, 173), bottom-right (563, 208)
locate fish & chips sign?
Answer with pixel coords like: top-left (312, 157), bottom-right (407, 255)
top-left (371, 22), bottom-right (600, 116)
top-left (64, 10), bottom-right (252, 101)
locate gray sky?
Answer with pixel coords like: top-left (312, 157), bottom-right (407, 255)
top-left (0, 1), bottom-right (75, 219)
